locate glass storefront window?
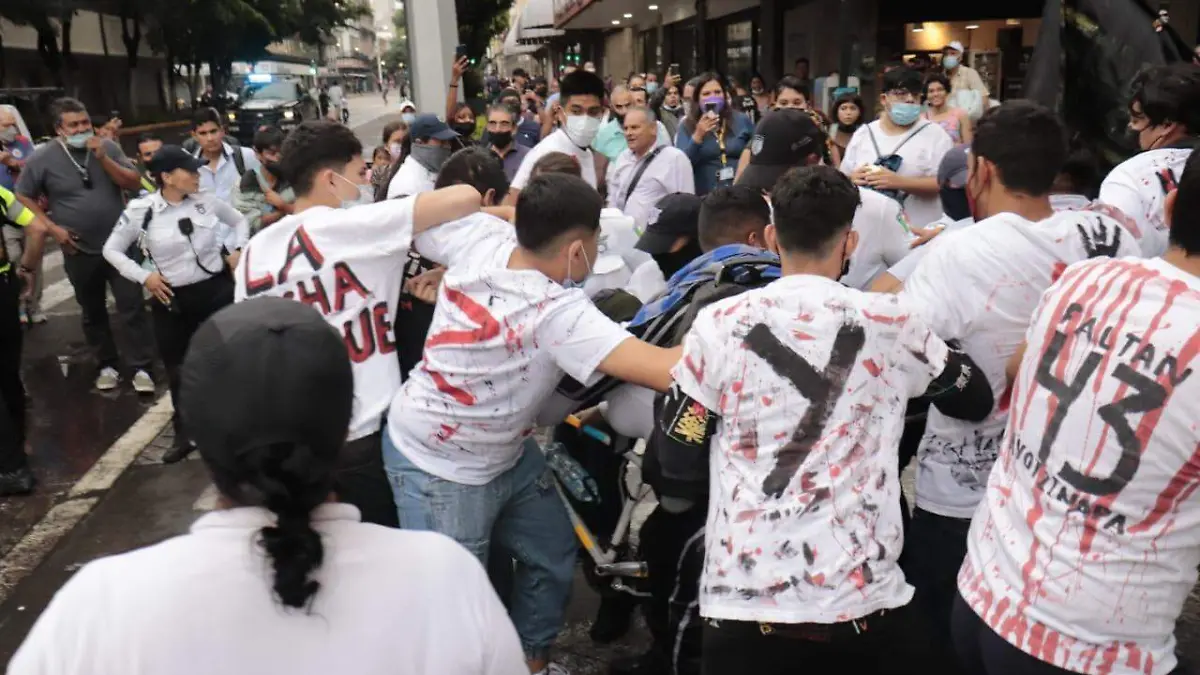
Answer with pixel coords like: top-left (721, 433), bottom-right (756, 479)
top-left (726, 21), bottom-right (754, 88)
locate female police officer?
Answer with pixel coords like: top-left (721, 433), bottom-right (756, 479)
top-left (104, 145), bottom-right (248, 464)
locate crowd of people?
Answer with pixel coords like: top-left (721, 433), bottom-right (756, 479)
top-left (1, 39), bottom-right (1199, 675)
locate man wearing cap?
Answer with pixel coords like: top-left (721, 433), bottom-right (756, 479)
top-left (943, 41), bottom-right (989, 120)
top-left (627, 192), bottom-right (705, 301)
top-left (386, 114), bottom-right (459, 199)
top-left (606, 107), bottom-right (694, 233)
top-left (739, 108), bottom-right (913, 290)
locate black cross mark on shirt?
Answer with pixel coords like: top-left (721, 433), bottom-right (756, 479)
top-left (744, 322), bottom-right (866, 499)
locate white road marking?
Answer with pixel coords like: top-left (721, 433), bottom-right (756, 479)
top-left (0, 497), bottom-right (99, 604)
top-left (193, 485), bottom-right (219, 512)
top-left (39, 277), bottom-right (76, 312)
top-left (67, 396), bottom-right (173, 497)
top-left (0, 396), bottom-right (172, 605)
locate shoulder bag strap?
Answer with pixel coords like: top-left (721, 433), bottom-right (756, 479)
top-left (621, 147), bottom-right (665, 208)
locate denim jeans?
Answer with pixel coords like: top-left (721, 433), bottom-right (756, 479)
top-left (383, 434), bottom-right (577, 662)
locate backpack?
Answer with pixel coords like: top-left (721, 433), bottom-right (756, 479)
top-left (555, 247), bottom-right (781, 410)
top-left (188, 143), bottom-right (246, 177)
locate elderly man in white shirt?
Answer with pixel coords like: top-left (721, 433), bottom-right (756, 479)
top-left (606, 107), bottom-right (694, 231)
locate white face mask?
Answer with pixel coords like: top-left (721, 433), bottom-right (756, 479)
top-left (564, 114), bottom-right (602, 148)
top-left (0, 126), bottom-right (17, 143)
top-left (332, 172), bottom-right (372, 209)
top-left (389, 142), bottom-right (403, 160)
top-left (563, 244), bottom-right (593, 289)
top-left (401, 112), bottom-right (416, 125)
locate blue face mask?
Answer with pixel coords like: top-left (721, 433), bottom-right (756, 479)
top-left (943, 55), bottom-right (960, 70)
top-left (646, 82), bottom-right (659, 94)
top-left (65, 130), bottom-right (94, 149)
top-left (888, 102), bottom-right (922, 127)
top-left (562, 245), bottom-right (593, 290)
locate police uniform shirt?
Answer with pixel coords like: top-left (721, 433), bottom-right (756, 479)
top-left (103, 192), bottom-right (248, 288)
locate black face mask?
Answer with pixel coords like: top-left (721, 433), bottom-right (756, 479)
top-left (490, 131), bottom-right (514, 149)
top-left (452, 122), bottom-right (476, 138)
top-left (940, 187), bottom-right (971, 222)
top-left (263, 161), bottom-right (282, 176)
top-left (614, 113), bottom-right (626, 127)
top-left (535, 87), bottom-right (549, 98)
top-left (652, 241), bottom-right (703, 279)
top-left (837, 122), bottom-right (861, 134)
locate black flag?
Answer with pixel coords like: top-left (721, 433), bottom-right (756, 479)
top-left (1025, 0), bottom-right (1193, 166)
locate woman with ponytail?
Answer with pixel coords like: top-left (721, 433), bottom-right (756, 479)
top-left (10, 298), bottom-right (527, 675)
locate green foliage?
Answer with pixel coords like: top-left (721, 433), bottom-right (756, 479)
top-left (456, 0), bottom-right (514, 60)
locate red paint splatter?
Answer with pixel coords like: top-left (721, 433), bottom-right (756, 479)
top-left (685, 353), bottom-right (705, 384)
top-left (761, 395), bottom-right (773, 406)
top-left (863, 359), bottom-right (882, 377)
top-left (797, 311), bottom-right (814, 322)
top-left (426, 287), bottom-right (501, 347)
top-left (731, 380), bottom-right (744, 394)
top-left (426, 368), bottom-right (475, 406)
top-left (792, 330), bottom-right (815, 341)
top-left (830, 465), bottom-right (841, 478)
top-left (1051, 261), bottom-right (1067, 282)
top-left (997, 381), bottom-right (1013, 413)
top-left (848, 567), bottom-right (866, 589)
top-left (435, 423), bottom-right (461, 441)
top-left (735, 510), bottom-right (763, 522)
top-left (862, 311), bottom-right (908, 325)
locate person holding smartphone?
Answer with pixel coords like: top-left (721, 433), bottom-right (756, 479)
top-left (674, 72), bottom-right (754, 196)
top-left (103, 146), bottom-right (248, 464)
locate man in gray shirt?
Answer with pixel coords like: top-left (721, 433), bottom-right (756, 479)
top-left (16, 97), bottom-right (156, 393)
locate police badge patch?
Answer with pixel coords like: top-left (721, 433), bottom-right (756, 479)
top-left (751, 134), bottom-right (765, 156)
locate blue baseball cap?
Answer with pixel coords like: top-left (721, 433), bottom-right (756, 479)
top-left (409, 114), bottom-right (458, 141)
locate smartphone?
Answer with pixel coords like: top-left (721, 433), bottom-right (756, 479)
top-left (703, 102), bottom-right (718, 114)
top-left (455, 44), bottom-right (469, 61)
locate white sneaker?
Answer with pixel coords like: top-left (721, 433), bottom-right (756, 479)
top-left (28, 311), bottom-right (46, 324)
top-left (95, 367), bottom-right (120, 391)
top-left (132, 369), bottom-right (155, 395)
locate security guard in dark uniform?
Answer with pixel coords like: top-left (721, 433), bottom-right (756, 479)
top-left (103, 147), bottom-right (248, 464)
top-left (0, 184), bottom-right (50, 495)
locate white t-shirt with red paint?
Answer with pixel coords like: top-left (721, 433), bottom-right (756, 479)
top-left (671, 275), bottom-right (950, 624)
top-left (901, 209), bottom-right (1141, 519)
top-left (1098, 147), bottom-right (1192, 258)
top-left (960, 256), bottom-right (1200, 675)
top-left (387, 213), bottom-right (633, 485)
top-left (234, 199), bottom-right (416, 441)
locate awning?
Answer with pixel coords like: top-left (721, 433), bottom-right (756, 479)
top-left (516, 0), bottom-right (563, 45)
top-left (502, 25), bottom-right (541, 57)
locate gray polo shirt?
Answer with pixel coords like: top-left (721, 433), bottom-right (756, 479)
top-left (16, 139), bottom-right (132, 253)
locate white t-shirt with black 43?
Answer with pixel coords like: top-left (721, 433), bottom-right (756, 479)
top-left (960, 256), bottom-right (1200, 675)
top-left (1098, 147), bottom-right (1192, 258)
top-left (901, 209), bottom-right (1141, 520)
top-left (839, 120), bottom-right (955, 228)
top-left (234, 199), bottom-right (416, 441)
top-left (671, 275), bottom-right (951, 624)
top-left (387, 213), bottom-right (632, 486)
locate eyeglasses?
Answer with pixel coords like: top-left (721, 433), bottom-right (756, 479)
top-left (885, 90), bottom-right (920, 103)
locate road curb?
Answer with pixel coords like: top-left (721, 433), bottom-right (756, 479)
top-left (0, 395), bottom-right (173, 606)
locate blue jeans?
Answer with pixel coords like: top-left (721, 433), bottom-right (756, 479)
top-left (383, 434), bottom-right (577, 661)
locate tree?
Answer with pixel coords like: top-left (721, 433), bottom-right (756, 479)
top-left (0, 0), bottom-right (82, 88)
top-left (381, 7), bottom-right (408, 74)
top-left (456, 0), bottom-right (513, 63)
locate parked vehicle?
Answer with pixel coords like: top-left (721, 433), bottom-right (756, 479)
top-left (224, 79), bottom-right (319, 144)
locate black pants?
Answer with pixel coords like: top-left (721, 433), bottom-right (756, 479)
top-left (640, 502), bottom-right (707, 675)
top-left (64, 252), bottom-right (155, 371)
top-left (150, 273), bottom-right (234, 441)
top-left (336, 431), bottom-right (399, 528)
top-left (0, 271), bottom-right (26, 473)
top-left (702, 603), bottom-right (935, 675)
top-left (901, 508), bottom-right (972, 674)
top-left (951, 592), bottom-right (1190, 675)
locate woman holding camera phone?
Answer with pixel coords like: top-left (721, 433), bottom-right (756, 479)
top-left (674, 72), bottom-right (754, 195)
top-left (103, 145), bottom-right (247, 464)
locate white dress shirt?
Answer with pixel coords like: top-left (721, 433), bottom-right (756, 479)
top-left (194, 142), bottom-right (261, 204)
top-left (104, 192), bottom-right (248, 287)
top-left (606, 141), bottom-right (695, 230)
top-left (9, 504), bottom-right (527, 675)
top-left (386, 155), bottom-right (437, 199)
